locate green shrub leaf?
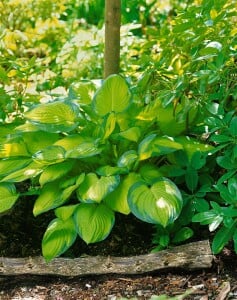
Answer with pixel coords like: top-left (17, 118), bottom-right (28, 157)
top-left (42, 218), bottom-right (77, 262)
top-left (93, 74), bottom-right (131, 116)
top-left (32, 145), bottom-right (66, 165)
top-left (74, 203), bottom-right (115, 244)
top-left (77, 173), bottom-right (120, 203)
top-left (0, 182), bottom-right (19, 213)
top-left (128, 177), bottom-right (183, 227)
top-left (25, 101), bottom-right (79, 133)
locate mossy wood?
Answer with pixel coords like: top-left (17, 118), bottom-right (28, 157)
top-left (0, 240), bottom-right (213, 276)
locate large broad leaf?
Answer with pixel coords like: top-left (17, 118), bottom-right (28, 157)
top-left (138, 134), bottom-right (183, 161)
top-left (117, 150), bottom-right (138, 170)
top-left (93, 74), bottom-right (131, 116)
top-left (55, 204), bottom-right (79, 221)
top-left (0, 138), bottom-right (29, 158)
top-left (22, 131), bottom-right (59, 154)
top-left (102, 112), bottom-right (117, 140)
top-left (33, 175), bottom-right (83, 216)
top-left (139, 164), bottom-right (164, 185)
top-left (74, 203), bottom-right (115, 244)
top-left (54, 135), bottom-right (92, 151)
top-left (104, 173), bottom-right (141, 215)
top-left (25, 100), bottom-right (79, 133)
top-left (39, 160), bottom-right (75, 186)
top-left (76, 173), bottom-right (120, 203)
top-left (96, 165), bottom-right (128, 176)
top-left (32, 145), bottom-right (66, 165)
top-left (66, 142), bottom-right (102, 159)
top-left (42, 217), bottom-right (77, 262)
top-left (128, 177), bottom-right (183, 227)
top-left (117, 127), bottom-right (141, 142)
top-left (0, 182), bottom-right (19, 213)
top-left (1, 161), bottom-right (44, 182)
top-left (0, 158), bottom-right (31, 178)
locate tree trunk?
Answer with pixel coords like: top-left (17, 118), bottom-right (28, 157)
top-left (104, 0), bottom-right (121, 78)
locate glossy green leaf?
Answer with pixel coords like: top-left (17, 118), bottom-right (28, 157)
top-left (93, 74), bottom-right (131, 116)
top-left (0, 182), bottom-right (19, 213)
top-left (74, 203), bottom-right (115, 244)
top-left (1, 161), bottom-right (44, 182)
top-left (103, 112), bottom-right (116, 140)
top-left (96, 165), bottom-right (128, 176)
top-left (0, 158), bottom-right (31, 178)
top-left (138, 134), bottom-right (183, 161)
top-left (104, 172), bottom-right (141, 214)
top-left (139, 164), bottom-right (163, 185)
top-left (128, 177), bottom-right (183, 227)
top-left (66, 142), bottom-right (102, 159)
top-left (42, 217), bottom-right (77, 261)
top-left (39, 160), bottom-right (75, 186)
top-left (0, 139), bottom-right (29, 158)
top-left (55, 204), bottom-right (79, 221)
top-left (23, 131), bottom-right (59, 154)
top-left (25, 100), bottom-right (79, 133)
top-left (77, 173), bottom-right (120, 203)
top-left (212, 222), bottom-right (236, 254)
top-left (172, 227), bottom-right (194, 244)
top-left (118, 127), bottom-right (141, 142)
top-left (229, 116), bottom-right (237, 137)
top-left (54, 135), bottom-right (92, 151)
top-left (32, 145), bottom-right (66, 165)
top-left (33, 178), bottom-right (79, 216)
top-left (117, 150), bottom-right (138, 169)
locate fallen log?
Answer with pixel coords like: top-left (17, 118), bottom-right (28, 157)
top-left (0, 240), bottom-right (213, 276)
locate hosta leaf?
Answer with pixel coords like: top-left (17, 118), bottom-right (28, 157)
top-left (0, 158), bottom-right (31, 178)
top-left (66, 142), bottom-right (102, 159)
top-left (54, 135), bottom-right (92, 151)
top-left (117, 150), bottom-right (138, 169)
top-left (139, 164), bottom-right (163, 185)
top-left (25, 100), bottom-right (79, 133)
top-left (42, 218), bottom-right (77, 262)
top-left (104, 172), bottom-right (141, 214)
top-left (74, 203), bottom-right (115, 244)
top-left (33, 178), bottom-right (80, 216)
top-left (55, 204), bottom-right (79, 221)
top-left (138, 134), bottom-right (183, 161)
top-left (93, 74), bottom-right (131, 116)
top-left (0, 182), bottom-right (19, 213)
top-left (128, 177), bottom-right (183, 227)
top-left (96, 165), bottom-right (128, 176)
top-left (118, 127), bottom-right (141, 142)
top-left (0, 139), bottom-right (29, 158)
top-left (39, 160), bottom-right (75, 186)
top-left (23, 131), bottom-right (59, 154)
top-left (103, 112), bottom-right (116, 140)
top-left (1, 161), bottom-right (44, 182)
top-left (32, 145), bottom-right (66, 165)
top-left (77, 173), bottom-right (120, 203)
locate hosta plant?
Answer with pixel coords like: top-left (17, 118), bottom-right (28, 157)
top-left (0, 74), bottom-right (214, 261)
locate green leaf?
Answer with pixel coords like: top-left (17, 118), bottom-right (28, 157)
top-left (32, 145), bottom-right (66, 165)
top-left (65, 142), bottom-right (102, 159)
top-left (128, 178), bottom-right (183, 227)
top-left (0, 158), bottom-right (31, 178)
top-left (96, 165), bottom-right (128, 176)
top-left (55, 204), bottom-right (79, 221)
top-left (117, 150), bottom-right (138, 169)
top-left (118, 127), bottom-right (141, 142)
top-left (139, 164), bottom-right (163, 185)
top-left (229, 116), bottom-right (237, 136)
top-left (74, 203), bottom-right (115, 244)
top-left (192, 211), bottom-right (218, 224)
top-left (104, 172), bottom-right (141, 214)
top-left (172, 227), bottom-right (194, 244)
top-left (212, 222), bottom-right (236, 254)
top-left (77, 173), bottom-right (120, 203)
top-left (0, 183), bottom-right (19, 213)
top-left (33, 178), bottom-right (79, 216)
top-left (1, 161), bottom-right (44, 182)
top-left (42, 218), bottom-right (77, 262)
top-left (102, 112), bottom-right (117, 140)
top-left (0, 139), bottom-right (29, 158)
top-left (185, 168), bottom-right (198, 192)
top-left (93, 74), bottom-right (131, 116)
top-left (54, 135), bottom-right (92, 151)
top-left (25, 100), bottom-right (79, 133)
top-left (23, 131), bottom-right (59, 154)
top-left (39, 160), bottom-right (75, 186)
top-left (138, 135), bottom-right (183, 161)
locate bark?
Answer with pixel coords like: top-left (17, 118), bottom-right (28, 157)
top-left (104, 0), bottom-right (121, 78)
top-left (0, 240), bottom-right (213, 276)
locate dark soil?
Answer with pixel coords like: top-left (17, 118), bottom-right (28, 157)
top-left (0, 197), bottom-right (237, 299)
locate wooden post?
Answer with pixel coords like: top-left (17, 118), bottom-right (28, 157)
top-left (104, 0), bottom-right (121, 78)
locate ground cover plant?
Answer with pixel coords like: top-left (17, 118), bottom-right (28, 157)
top-left (0, 0), bottom-right (236, 266)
